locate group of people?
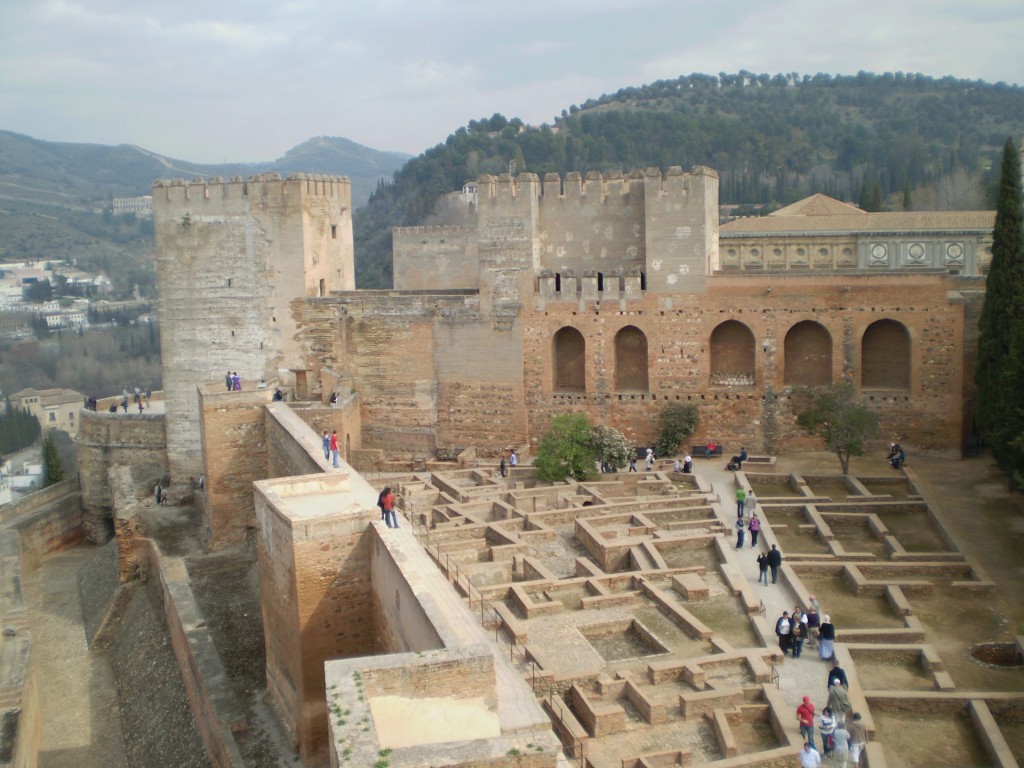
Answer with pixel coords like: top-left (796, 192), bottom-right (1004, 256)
top-left (797, 657), bottom-right (868, 767)
top-left (225, 371), bottom-right (242, 392)
top-left (322, 430), bottom-right (341, 468)
top-left (672, 454), bottom-right (694, 474)
top-left (376, 486), bottom-right (399, 528)
top-left (498, 449), bottom-right (517, 478)
top-left (755, 544), bottom-right (783, 584)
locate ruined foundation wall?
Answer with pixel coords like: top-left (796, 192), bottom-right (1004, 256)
top-left (1, 479), bottom-right (82, 570)
top-left (76, 411), bottom-right (166, 543)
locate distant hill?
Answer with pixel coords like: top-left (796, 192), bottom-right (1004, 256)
top-left (0, 130), bottom-right (410, 292)
top-left (353, 71), bottom-right (1024, 288)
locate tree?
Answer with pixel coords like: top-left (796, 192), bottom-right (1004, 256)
top-left (591, 425), bottom-right (632, 471)
top-left (655, 402), bottom-right (701, 457)
top-left (795, 383), bottom-right (878, 474)
top-left (533, 413), bottom-right (597, 482)
top-left (42, 432), bottom-right (64, 486)
top-left (974, 137), bottom-right (1024, 488)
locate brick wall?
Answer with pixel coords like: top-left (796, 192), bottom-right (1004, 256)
top-left (1, 479), bottom-right (82, 570)
top-left (76, 410), bottom-right (166, 543)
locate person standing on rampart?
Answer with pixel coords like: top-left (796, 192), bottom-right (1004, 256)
top-left (767, 544), bottom-right (782, 584)
top-left (322, 430), bottom-right (330, 461)
top-left (330, 430), bottom-right (340, 468)
top-left (381, 486), bottom-right (398, 529)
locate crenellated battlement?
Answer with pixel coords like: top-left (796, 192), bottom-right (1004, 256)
top-left (152, 172), bottom-right (351, 204)
top-left (473, 166), bottom-right (716, 205)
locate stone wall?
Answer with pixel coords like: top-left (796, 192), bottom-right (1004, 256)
top-left (76, 410), bottom-right (166, 543)
top-left (154, 174), bottom-right (354, 480)
top-left (253, 474), bottom-right (378, 766)
top-left (0, 531), bottom-right (39, 768)
top-left (0, 479), bottom-right (82, 569)
top-left (199, 386), bottom-right (273, 550)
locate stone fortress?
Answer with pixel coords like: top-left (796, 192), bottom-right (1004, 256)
top-left (3, 163), bottom-right (1021, 768)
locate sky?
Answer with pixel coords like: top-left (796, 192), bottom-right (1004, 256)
top-left (1, 0), bottom-right (1023, 164)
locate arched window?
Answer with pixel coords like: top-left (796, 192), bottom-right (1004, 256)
top-left (784, 321), bottom-right (832, 386)
top-left (710, 321), bottom-right (755, 386)
top-left (553, 327), bottom-right (585, 392)
top-left (862, 320), bottom-right (911, 389)
top-left (615, 325), bottom-right (648, 392)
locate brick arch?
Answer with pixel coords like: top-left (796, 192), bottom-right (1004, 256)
top-left (784, 321), bottom-right (832, 386)
top-left (710, 320), bottom-right (755, 386)
top-left (862, 319), bottom-right (911, 389)
top-left (552, 326), bottom-right (586, 392)
top-left (615, 325), bottom-right (648, 392)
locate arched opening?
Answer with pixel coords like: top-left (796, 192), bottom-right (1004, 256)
top-left (862, 320), bottom-right (911, 389)
top-left (784, 321), bottom-right (832, 386)
top-left (615, 326), bottom-right (648, 392)
top-left (710, 321), bottom-right (755, 386)
top-left (553, 327), bottom-right (585, 392)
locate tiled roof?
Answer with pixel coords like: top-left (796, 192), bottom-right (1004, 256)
top-left (722, 195), bottom-right (995, 235)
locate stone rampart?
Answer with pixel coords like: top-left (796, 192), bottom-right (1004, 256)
top-left (0, 478), bottom-right (82, 569)
top-left (0, 531), bottom-right (40, 768)
top-left (77, 408), bottom-right (166, 543)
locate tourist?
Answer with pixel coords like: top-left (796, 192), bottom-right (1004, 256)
top-left (273, 388), bottom-right (285, 401)
top-left (121, 392), bottom-right (129, 412)
top-left (799, 741), bottom-right (821, 768)
top-left (735, 517), bottom-right (745, 549)
top-left (329, 391), bottom-right (338, 406)
top-left (791, 613), bottom-right (806, 657)
top-left (380, 486), bottom-right (398, 529)
top-left (673, 458), bottom-right (682, 473)
top-left (796, 696), bottom-right (816, 747)
top-left (137, 399), bottom-right (144, 413)
top-left (827, 657), bottom-right (849, 690)
top-left (818, 615), bottom-right (836, 660)
top-left (232, 372), bottom-right (241, 391)
top-left (727, 446), bottom-right (748, 470)
top-left (322, 430), bottom-right (330, 461)
top-left (155, 482), bottom-right (163, 506)
top-left (682, 453), bottom-right (692, 473)
top-left (645, 447), bottom-right (654, 471)
top-left (756, 552), bottom-right (769, 585)
top-left (775, 611), bottom-right (792, 655)
top-left (330, 430), bottom-right (340, 468)
top-left (847, 712), bottom-right (867, 766)
top-left (749, 513), bottom-right (761, 547)
top-left (818, 706), bottom-right (836, 757)
top-left (827, 682), bottom-right (851, 727)
top-left (806, 604), bottom-right (821, 649)
top-left (499, 455), bottom-right (506, 478)
top-left (831, 722), bottom-right (851, 768)
top-left (891, 445), bottom-right (905, 469)
top-left (226, 371), bottom-right (232, 392)
top-left (704, 440), bottom-right (717, 459)
top-left (628, 451), bottom-right (637, 472)
top-left (767, 543), bottom-right (782, 584)
top-left (746, 489), bottom-right (757, 516)
top-left (736, 486), bottom-right (746, 517)
top-left (509, 450), bottom-right (517, 470)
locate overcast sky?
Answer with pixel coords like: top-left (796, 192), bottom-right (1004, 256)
top-left (2, 0), bottom-right (1023, 164)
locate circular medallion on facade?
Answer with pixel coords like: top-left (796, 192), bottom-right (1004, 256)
top-left (946, 242), bottom-right (964, 261)
top-left (908, 243), bottom-right (925, 260)
top-left (871, 243), bottom-right (887, 260)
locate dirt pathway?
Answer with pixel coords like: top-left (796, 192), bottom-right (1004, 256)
top-left (23, 547), bottom-right (128, 768)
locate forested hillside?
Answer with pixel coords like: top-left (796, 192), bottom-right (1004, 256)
top-left (354, 71), bottom-right (1024, 288)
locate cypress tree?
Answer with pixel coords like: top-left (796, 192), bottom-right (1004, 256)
top-left (974, 137), bottom-right (1024, 487)
top-left (42, 433), bottom-right (64, 487)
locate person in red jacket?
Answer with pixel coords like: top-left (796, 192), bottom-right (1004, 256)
top-left (796, 696), bottom-right (816, 748)
top-left (380, 486), bottom-right (398, 529)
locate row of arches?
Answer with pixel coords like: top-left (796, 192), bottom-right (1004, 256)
top-left (552, 319), bottom-right (911, 392)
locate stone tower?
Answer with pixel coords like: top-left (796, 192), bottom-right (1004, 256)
top-left (153, 173), bottom-right (354, 479)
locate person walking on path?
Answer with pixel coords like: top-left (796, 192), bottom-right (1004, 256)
top-left (330, 430), bottom-right (340, 468)
top-left (499, 455), bottom-right (507, 477)
top-left (799, 742), bottom-right (821, 768)
top-left (736, 487), bottom-right (746, 517)
top-left (818, 707), bottom-right (836, 757)
top-left (818, 615), bottom-right (836, 660)
top-left (831, 723), bottom-right (851, 768)
top-left (827, 658), bottom-right (849, 690)
top-left (767, 544), bottom-right (782, 583)
top-left (735, 517), bottom-right (746, 549)
top-left (749, 513), bottom-right (761, 547)
top-left (509, 450), bottom-right (517, 470)
top-left (756, 552), bottom-right (769, 585)
top-left (796, 696), bottom-right (816, 749)
top-left (806, 604), bottom-right (821, 650)
top-left (628, 451), bottom-right (637, 472)
top-left (322, 430), bottom-right (330, 461)
top-left (746, 489), bottom-right (757, 516)
top-left (791, 614), bottom-right (806, 658)
top-left (847, 712), bottom-right (867, 766)
top-left (827, 683), bottom-right (851, 727)
top-left (380, 486), bottom-right (398, 528)
top-left (775, 611), bottom-right (793, 655)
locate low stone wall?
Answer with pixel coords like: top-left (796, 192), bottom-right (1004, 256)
top-left (136, 541), bottom-right (247, 768)
top-left (0, 531), bottom-right (40, 768)
top-left (0, 478), bottom-right (82, 571)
